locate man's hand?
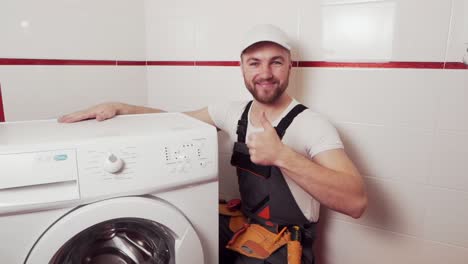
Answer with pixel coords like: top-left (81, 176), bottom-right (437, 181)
top-left (246, 112), bottom-right (285, 166)
top-left (58, 102), bottom-right (122, 123)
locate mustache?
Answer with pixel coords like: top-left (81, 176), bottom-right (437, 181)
top-left (254, 77), bottom-right (278, 84)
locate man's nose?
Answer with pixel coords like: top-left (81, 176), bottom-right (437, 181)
top-left (258, 64), bottom-right (273, 79)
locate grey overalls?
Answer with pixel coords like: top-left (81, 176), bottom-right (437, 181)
top-left (219, 101), bottom-right (317, 264)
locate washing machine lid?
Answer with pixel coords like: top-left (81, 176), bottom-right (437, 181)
top-left (25, 197), bottom-right (204, 264)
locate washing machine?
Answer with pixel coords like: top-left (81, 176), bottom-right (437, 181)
top-left (0, 113), bottom-right (218, 264)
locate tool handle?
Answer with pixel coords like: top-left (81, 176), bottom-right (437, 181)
top-left (287, 241), bottom-right (302, 264)
top-left (290, 226), bottom-right (301, 241)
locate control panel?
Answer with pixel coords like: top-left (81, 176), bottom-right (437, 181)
top-left (77, 133), bottom-right (217, 199)
top-left (164, 138), bottom-right (212, 175)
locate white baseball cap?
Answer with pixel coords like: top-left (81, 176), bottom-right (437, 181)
top-left (240, 24), bottom-right (291, 55)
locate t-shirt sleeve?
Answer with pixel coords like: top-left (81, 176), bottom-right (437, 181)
top-left (207, 102), bottom-right (230, 131)
top-left (305, 114), bottom-right (344, 158)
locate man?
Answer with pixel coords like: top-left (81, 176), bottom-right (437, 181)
top-left (59, 24), bottom-right (367, 264)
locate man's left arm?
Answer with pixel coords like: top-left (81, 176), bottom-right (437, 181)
top-left (248, 112), bottom-right (367, 218)
top-left (276, 147), bottom-right (367, 218)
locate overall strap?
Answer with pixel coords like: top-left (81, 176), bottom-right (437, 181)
top-left (236, 101), bottom-right (308, 142)
top-left (236, 101), bottom-right (253, 143)
top-left (275, 104), bottom-right (307, 139)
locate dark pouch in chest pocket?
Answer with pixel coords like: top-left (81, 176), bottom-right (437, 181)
top-left (231, 142), bottom-right (271, 178)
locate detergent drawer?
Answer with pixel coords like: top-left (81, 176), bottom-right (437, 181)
top-left (0, 149), bottom-right (78, 189)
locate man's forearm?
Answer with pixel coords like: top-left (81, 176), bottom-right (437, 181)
top-left (275, 146), bottom-right (367, 218)
top-left (116, 103), bottom-right (165, 115)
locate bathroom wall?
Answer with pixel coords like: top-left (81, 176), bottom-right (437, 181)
top-left (144, 0), bottom-right (468, 263)
top-left (0, 0), bottom-right (148, 121)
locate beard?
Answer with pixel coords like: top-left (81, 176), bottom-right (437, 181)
top-left (244, 76), bottom-right (289, 104)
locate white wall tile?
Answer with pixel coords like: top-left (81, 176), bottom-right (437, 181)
top-left (295, 68), bottom-right (389, 124)
top-left (445, 0), bottom-right (468, 62)
top-left (435, 70), bottom-right (468, 131)
top-left (423, 187), bottom-right (468, 247)
top-left (294, 68), bottom-right (440, 129)
top-left (430, 130), bottom-right (468, 192)
top-left (147, 67), bottom-right (200, 111)
top-left (147, 66), bottom-right (199, 109)
top-left (335, 123), bottom-right (388, 178)
top-left (329, 177), bottom-right (427, 236)
top-left (147, 66), bottom-right (247, 111)
top-left (0, 0), bottom-right (146, 60)
top-left (144, 0), bottom-right (197, 60)
top-left (319, 1), bottom-right (396, 61)
top-left (299, 0), bottom-right (451, 62)
top-left (391, 0), bottom-right (452, 61)
top-left (296, 0), bottom-right (323, 60)
top-left (317, 219), bottom-right (424, 264)
top-left (420, 240), bottom-right (468, 264)
top-left (0, 66), bottom-right (147, 121)
top-left (318, 215), bottom-right (468, 264)
top-left (194, 0), bottom-right (300, 61)
top-left (335, 123), bottom-right (433, 183)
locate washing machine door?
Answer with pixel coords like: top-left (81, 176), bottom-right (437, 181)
top-left (25, 197), bottom-right (204, 264)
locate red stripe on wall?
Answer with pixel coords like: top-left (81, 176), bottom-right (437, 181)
top-left (0, 58), bottom-right (466, 69)
top-left (444, 62), bottom-right (468, 69)
top-left (0, 84), bottom-right (5, 122)
top-left (0, 58), bottom-right (115, 65)
top-left (146, 61), bottom-right (195, 66)
top-left (297, 61), bottom-right (445, 69)
top-left (195, 61), bottom-right (240, 66)
top-left (117, 61), bottom-right (147, 66)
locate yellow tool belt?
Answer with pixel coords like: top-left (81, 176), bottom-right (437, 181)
top-left (219, 203), bottom-right (302, 263)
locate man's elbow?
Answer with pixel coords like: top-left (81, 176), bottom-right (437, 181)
top-left (349, 194), bottom-right (368, 219)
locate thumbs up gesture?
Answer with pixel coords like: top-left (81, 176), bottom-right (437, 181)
top-left (247, 112), bottom-right (285, 166)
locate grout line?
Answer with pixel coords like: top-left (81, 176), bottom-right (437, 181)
top-left (0, 83), bottom-right (5, 122)
top-left (362, 174), bottom-right (468, 194)
top-left (443, 0), bottom-right (456, 69)
top-left (330, 218), bottom-right (468, 249)
top-left (321, 0), bottom-right (387, 7)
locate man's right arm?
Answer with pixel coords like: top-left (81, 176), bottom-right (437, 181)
top-left (57, 102), bottom-right (163, 123)
top-left (58, 102), bottom-right (216, 127)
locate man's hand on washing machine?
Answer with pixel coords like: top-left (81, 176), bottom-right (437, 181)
top-left (58, 102), bottom-right (123, 123)
top-left (58, 102), bottom-right (165, 123)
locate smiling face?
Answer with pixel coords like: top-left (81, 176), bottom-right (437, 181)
top-left (241, 41), bottom-right (292, 105)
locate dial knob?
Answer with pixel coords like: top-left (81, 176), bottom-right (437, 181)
top-left (103, 153), bottom-right (124, 173)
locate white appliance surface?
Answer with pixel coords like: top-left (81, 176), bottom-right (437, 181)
top-left (0, 113), bottom-right (219, 264)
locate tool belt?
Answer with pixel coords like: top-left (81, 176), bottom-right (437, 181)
top-left (219, 201), bottom-right (302, 263)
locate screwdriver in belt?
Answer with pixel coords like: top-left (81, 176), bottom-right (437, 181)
top-left (288, 226), bottom-right (302, 264)
top-left (291, 226), bottom-right (301, 241)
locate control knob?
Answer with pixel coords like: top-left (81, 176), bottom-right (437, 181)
top-left (103, 153), bottom-right (124, 173)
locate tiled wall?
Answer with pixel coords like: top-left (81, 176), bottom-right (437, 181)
top-left (145, 0), bottom-right (468, 263)
top-left (1, 0), bottom-right (467, 263)
top-left (0, 0), bottom-right (148, 121)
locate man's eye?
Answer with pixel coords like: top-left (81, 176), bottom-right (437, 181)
top-left (249, 62), bottom-right (259, 66)
top-left (272, 61), bottom-right (283, 65)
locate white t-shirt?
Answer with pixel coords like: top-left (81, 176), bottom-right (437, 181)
top-left (208, 99), bottom-right (344, 222)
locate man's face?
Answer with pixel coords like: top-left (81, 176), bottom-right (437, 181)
top-left (241, 42), bottom-right (292, 104)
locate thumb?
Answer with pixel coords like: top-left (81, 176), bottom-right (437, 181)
top-left (260, 112), bottom-right (273, 130)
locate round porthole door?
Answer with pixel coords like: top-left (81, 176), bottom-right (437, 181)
top-left (25, 197), bottom-right (203, 264)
